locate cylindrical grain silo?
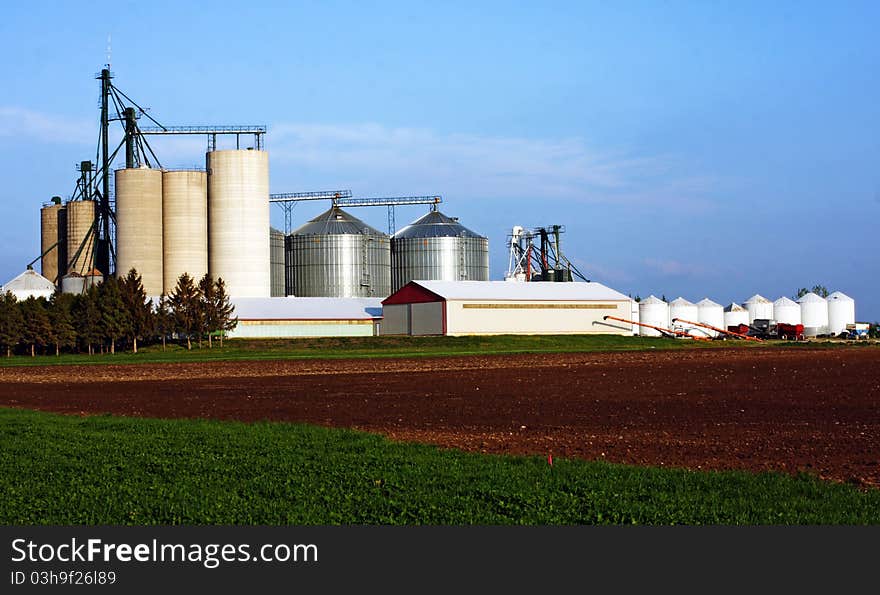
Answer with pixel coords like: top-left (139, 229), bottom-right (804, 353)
top-left (391, 210), bottom-right (489, 292)
top-left (773, 296), bottom-right (802, 325)
top-left (669, 297), bottom-right (699, 335)
top-left (696, 298), bottom-right (724, 337)
top-left (723, 303), bottom-right (749, 331)
top-left (60, 273), bottom-right (85, 295)
top-left (743, 294), bottom-right (774, 323)
top-left (115, 167), bottom-right (164, 295)
top-left (66, 200), bottom-right (97, 276)
top-left (162, 170), bottom-right (207, 294)
top-left (270, 227), bottom-right (285, 297)
top-left (797, 292), bottom-right (828, 336)
top-left (207, 149), bottom-right (270, 297)
top-left (638, 295), bottom-right (669, 337)
top-left (285, 206), bottom-right (391, 297)
top-left (827, 291), bottom-right (855, 336)
top-left (40, 201), bottom-right (65, 284)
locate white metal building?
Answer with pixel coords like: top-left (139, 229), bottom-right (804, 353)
top-left (1, 269), bottom-right (55, 300)
top-left (380, 280), bottom-right (633, 336)
top-left (226, 297), bottom-right (383, 338)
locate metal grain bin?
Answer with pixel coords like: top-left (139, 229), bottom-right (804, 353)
top-left (285, 206), bottom-right (390, 298)
top-left (270, 227), bottom-right (286, 297)
top-left (390, 210), bottom-right (489, 292)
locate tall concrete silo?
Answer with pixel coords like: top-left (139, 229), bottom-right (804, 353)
top-left (390, 209), bottom-right (489, 292)
top-left (115, 168), bottom-right (164, 295)
top-left (162, 170), bottom-right (207, 294)
top-left (270, 227), bottom-right (285, 297)
top-left (40, 199), bottom-right (65, 284)
top-left (207, 149), bottom-right (270, 297)
top-left (285, 206), bottom-right (390, 297)
top-left (66, 200), bottom-right (97, 276)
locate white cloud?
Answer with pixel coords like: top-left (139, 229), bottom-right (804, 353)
top-left (0, 107), bottom-right (94, 145)
top-left (269, 122), bottom-right (716, 207)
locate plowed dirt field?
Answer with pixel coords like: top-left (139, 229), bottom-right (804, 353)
top-left (2, 348), bottom-right (878, 486)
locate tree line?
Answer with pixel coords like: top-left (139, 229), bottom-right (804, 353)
top-left (0, 269), bottom-right (237, 357)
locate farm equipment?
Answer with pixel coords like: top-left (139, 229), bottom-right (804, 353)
top-left (671, 318), bottom-right (763, 342)
top-left (602, 315), bottom-right (712, 341)
top-left (748, 319), bottom-right (805, 341)
top-left (844, 323), bottom-right (870, 340)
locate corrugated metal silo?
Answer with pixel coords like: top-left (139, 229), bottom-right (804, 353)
top-left (270, 227), bottom-right (285, 297)
top-left (696, 298), bottom-right (724, 337)
top-left (65, 200), bottom-right (96, 276)
top-left (207, 149), bottom-right (270, 297)
top-left (669, 297), bottom-right (699, 334)
top-left (797, 292), bottom-right (828, 336)
top-left (638, 295), bottom-right (669, 337)
top-left (723, 303), bottom-right (749, 330)
top-left (827, 291), bottom-right (855, 335)
top-left (162, 170), bottom-right (207, 294)
top-left (285, 206), bottom-right (391, 297)
top-left (115, 168), bottom-right (164, 295)
top-left (60, 273), bottom-right (85, 295)
top-left (773, 296), bottom-right (802, 325)
top-left (743, 294), bottom-right (773, 323)
top-left (40, 202), bottom-right (65, 284)
top-left (390, 210), bottom-right (489, 292)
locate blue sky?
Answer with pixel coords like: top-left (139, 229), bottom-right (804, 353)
top-left (2, 1), bottom-right (878, 317)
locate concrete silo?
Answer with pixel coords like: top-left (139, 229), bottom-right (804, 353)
top-left (773, 296), bottom-right (802, 325)
top-left (162, 170), bottom-right (207, 294)
top-left (827, 291), bottom-right (855, 336)
top-left (723, 303), bottom-right (749, 330)
top-left (669, 297), bottom-right (699, 334)
top-left (270, 227), bottom-right (285, 297)
top-left (797, 292), bottom-right (828, 337)
top-left (115, 167), bottom-right (164, 295)
top-left (696, 298), bottom-right (724, 337)
top-left (285, 206), bottom-right (391, 298)
top-left (390, 210), bottom-right (489, 292)
top-left (207, 149), bottom-right (270, 297)
top-left (743, 294), bottom-right (773, 323)
top-left (40, 199), bottom-right (65, 284)
top-left (66, 200), bottom-right (97, 276)
top-left (638, 295), bottom-right (669, 337)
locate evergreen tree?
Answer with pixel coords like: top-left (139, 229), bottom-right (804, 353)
top-left (73, 286), bottom-right (102, 355)
top-left (154, 295), bottom-right (171, 352)
top-left (19, 297), bottom-right (52, 357)
top-left (168, 273), bottom-right (201, 350)
top-left (213, 277), bottom-right (237, 348)
top-left (97, 276), bottom-right (129, 354)
top-left (120, 268), bottom-right (153, 354)
top-left (0, 292), bottom-right (24, 357)
top-left (198, 274), bottom-right (217, 348)
top-left (48, 292), bottom-right (77, 356)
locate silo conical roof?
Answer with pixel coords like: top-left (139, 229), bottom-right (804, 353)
top-left (393, 210), bottom-right (484, 239)
top-left (827, 291), bottom-right (853, 302)
top-left (773, 296), bottom-right (799, 307)
top-left (697, 298), bottom-right (721, 308)
top-left (744, 294), bottom-right (771, 304)
top-left (292, 206), bottom-right (385, 237)
top-left (2, 269), bottom-right (55, 292)
top-left (797, 292), bottom-right (826, 304)
top-left (724, 302), bottom-right (747, 312)
top-left (640, 295), bottom-right (666, 305)
top-left (669, 297), bottom-right (695, 306)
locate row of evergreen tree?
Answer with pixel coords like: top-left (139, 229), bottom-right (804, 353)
top-left (0, 270), bottom-right (237, 357)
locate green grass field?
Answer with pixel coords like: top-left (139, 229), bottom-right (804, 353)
top-left (1, 408), bottom-right (877, 525)
top-left (0, 333), bottom-right (798, 368)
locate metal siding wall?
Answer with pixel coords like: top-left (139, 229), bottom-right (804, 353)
top-left (269, 229), bottom-right (286, 297)
top-left (445, 300), bottom-right (632, 335)
top-left (379, 304), bottom-right (410, 335)
top-left (410, 302), bottom-right (444, 335)
top-left (227, 321), bottom-right (375, 338)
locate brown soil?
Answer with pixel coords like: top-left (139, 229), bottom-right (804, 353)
top-left (2, 348), bottom-right (879, 487)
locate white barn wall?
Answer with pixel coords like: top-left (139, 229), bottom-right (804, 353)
top-left (444, 300), bottom-right (631, 336)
